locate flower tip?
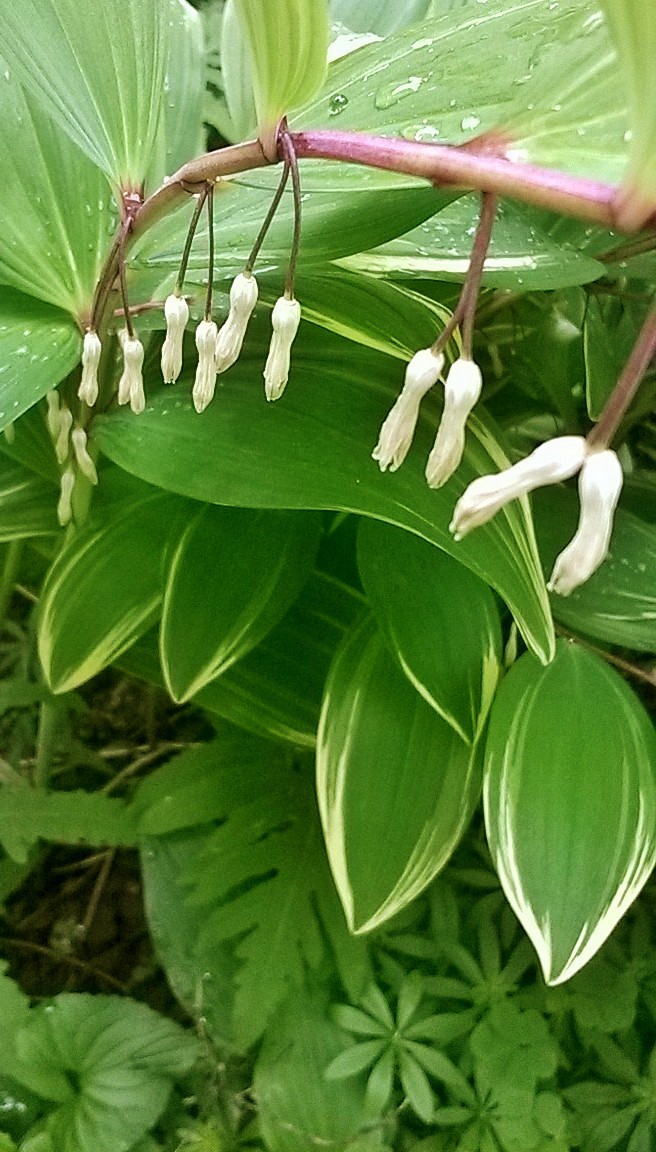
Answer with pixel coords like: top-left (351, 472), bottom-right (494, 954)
top-left (547, 448), bottom-right (623, 596)
top-left (117, 332), bottom-right (145, 412)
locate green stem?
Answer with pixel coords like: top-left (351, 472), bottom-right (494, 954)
top-left (0, 540), bottom-right (22, 628)
top-left (34, 699), bottom-right (60, 789)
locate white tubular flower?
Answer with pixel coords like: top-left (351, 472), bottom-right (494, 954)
top-left (426, 358), bottom-right (483, 488)
top-left (192, 319), bottom-right (219, 413)
top-left (450, 435), bottom-right (588, 540)
top-left (117, 332), bottom-right (145, 414)
top-left (57, 466), bottom-right (76, 527)
top-left (373, 347), bottom-right (444, 473)
top-left (548, 449), bottom-right (623, 596)
top-left (46, 390), bottom-right (61, 439)
top-left (215, 272), bottom-right (258, 373)
top-left (78, 330), bottom-right (102, 407)
top-left (161, 294), bottom-right (189, 384)
top-left (55, 405), bottom-right (73, 465)
top-left (264, 296), bottom-right (302, 401)
top-left (71, 426), bottom-right (98, 485)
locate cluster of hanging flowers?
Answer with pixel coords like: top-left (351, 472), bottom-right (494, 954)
top-left (66, 168), bottom-right (632, 594)
top-left (371, 192), bottom-right (625, 597)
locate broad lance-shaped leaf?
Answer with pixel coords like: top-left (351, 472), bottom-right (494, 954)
top-left (484, 640), bottom-right (656, 986)
top-left (0, 456), bottom-right (59, 542)
top-left (0, 57), bottom-right (117, 316)
top-left (97, 323), bottom-right (554, 664)
top-left (160, 506), bottom-right (321, 702)
top-left (38, 490), bottom-right (190, 694)
top-left (1, 0), bottom-right (169, 187)
top-left (357, 519), bottom-right (502, 743)
top-left (317, 614), bottom-right (482, 934)
top-left (233, 0), bottom-right (328, 144)
top-left (0, 289), bottom-right (80, 436)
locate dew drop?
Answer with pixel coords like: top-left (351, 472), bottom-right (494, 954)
top-left (328, 92), bottom-right (349, 116)
top-left (460, 115), bottom-right (481, 132)
top-left (402, 123), bottom-right (441, 143)
top-left (374, 75), bottom-right (425, 110)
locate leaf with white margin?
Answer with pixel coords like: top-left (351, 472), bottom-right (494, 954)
top-left (317, 613), bottom-right (482, 933)
top-left (484, 640), bottom-right (656, 986)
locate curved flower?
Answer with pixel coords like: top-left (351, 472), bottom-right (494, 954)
top-left (548, 449), bottom-right (623, 595)
top-left (216, 272), bottom-right (258, 373)
top-left (161, 294), bottom-right (189, 384)
top-left (117, 332), bottom-right (146, 414)
top-left (192, 319), bottom-right (219, 413)
top-left (426, 357), bottom-right (482, 488)
top-left (450, 436), bottom-right (588, 540)
top-left (78, 330), bottom-right (102, 407)
top-left (71, 426), bottom-right (98, 485)
top-left (264, 296), bottom-right (301, 401)
top-left (373, 347), bottom-right (444, 473)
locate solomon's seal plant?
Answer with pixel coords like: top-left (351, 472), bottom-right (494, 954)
top-left (0, 0), bottom-right (656, 1147)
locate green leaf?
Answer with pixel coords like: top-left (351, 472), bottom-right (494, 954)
top-left (220, 0), bottom-right (258, 142)
top-left (317, 614), bottom-right (482, 933)
top-left (131, 181), bottom-right (450, 291)
top-left (121, 569), bottom-right (364, 748)
top-left (584, 295), bottom-right (648, 421)
top-left (484, 641), bottom-right (656, 985)
top-left (0, 290), bottom-right (80, 436)
top-left (96, 323), bottom-right (555, 664)
top-left (1, 0), bottom-right (169, 187)
top-left (470, 1002), bottom-right (559, 1094)
top-left (254, 991), bottom-right (371, 1152)
top-left (38, 489), bottom-right (188, 693)
top-left (233, 0), bottom-right (329, 136)
top-left (14, 994), bottom-right (199, 1152)
top-left (533, 487), bottom-right (656, 653)
top-left (160, 507), bottom-right (320, 702)
top-left (357, 519), bottom-right (502, 742)
top-left (0, 963), bottom-right (30, 1079)
top-left (399, 1049), bottom-right (435, 1123)
top-left (0, 60), bottom-right (117, 316)
top-left (155, 0), bottom-right (206, 179)
top-left (599, 0), bottom-right (656, 226)
top-left (142, 743), bottom-right (372, 1048)
top-left (285, 0), bottom-right (626, 191)
top-left (0, 786), bottom-right (138, 864)
top-left (325, 1039), bottom-right (387, 1079)
top-left (331, 0), bottom-right (431, 36)
top-left (0, 457), bottom-right (59, 542)
top-left (343, 197), bottom-right (606, 291)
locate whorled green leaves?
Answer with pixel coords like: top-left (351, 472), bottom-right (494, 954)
top-left (96, 323), bottom-right (554, 664)
top-left (317, 614), bottom-right (482, 933)
top-left (1, 0), bottom-right (169, 187)
top-left (484, 641), bottom-right (656, 985)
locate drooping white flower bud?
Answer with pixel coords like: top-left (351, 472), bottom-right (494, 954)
top-left (215, 272), bottom-right (258, 373)
top-left (450, 435), bottom-right (588, 540)
top-left (57, 466), bottom-right (76, 526)
top-left (117, 332), bottom-right (145, 415)
top-left (161, 294), bottom-right (189, 384)
top-left (71, 426), bottom-right (98, 485)
top-left (373, 348), bottom-right (444, 473)
top-left (548, 449), bottom-right (623, 596)
top-left (192, 319), bottom-right (219, 413)
top-left (78, 330), bottom-right (102, 407)
top-left (55, 405), bottom-right (73, 465)
top-left (264, 296), bottom-right (301, 401)
top-left (426, 358), bottom-right (483, 488)
top-left (46, 390), bottom-right (61, 439)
